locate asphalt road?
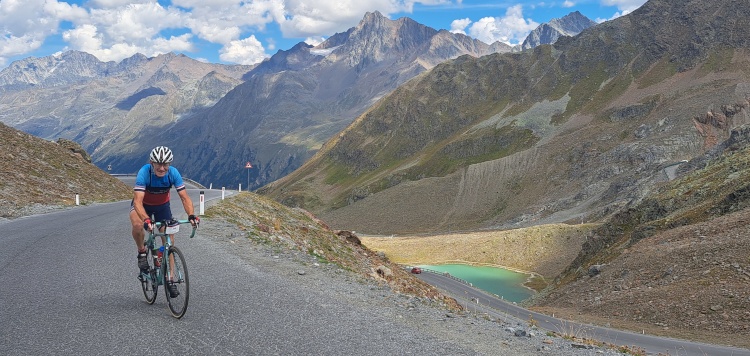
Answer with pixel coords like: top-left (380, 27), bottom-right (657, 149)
top-left (5, 182), bottom-right (749, 355)
top-left (415, 270), bottom-right (750, 356)
top-left (0, 189), bottom-right (476, 355)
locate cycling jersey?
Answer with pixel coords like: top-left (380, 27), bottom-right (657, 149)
top-left (134, 164), bottom-right (186, 206)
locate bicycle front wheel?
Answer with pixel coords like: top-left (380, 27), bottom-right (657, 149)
top-left (140, 249), bottom-right (158, 304)
top-left (164, 246), bottom-right (189, 318)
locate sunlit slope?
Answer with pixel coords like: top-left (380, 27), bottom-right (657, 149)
top-left (261, 0), bottom-right (750, 234)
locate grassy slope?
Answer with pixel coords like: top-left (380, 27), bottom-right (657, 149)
top-left (361, 223), bottom-right (598, 291)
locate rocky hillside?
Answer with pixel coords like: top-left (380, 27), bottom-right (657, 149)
top-left (0, 122), bottom-right (131, 218)
top-left (261, 0), bottom-right (750, 236)
top-left (202, 192), bottom-right (462, 310)
top-left (528, 125), bottom-right (750, 349)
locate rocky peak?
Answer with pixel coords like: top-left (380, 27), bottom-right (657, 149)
top-left (521, 11), bottom-right (597, 50)
top-left (0, 50), bottom-right (114, 89)
top-left (333, 11), bottom-right (439, 67)
top-left (252, 42), bottom-right (320, 74)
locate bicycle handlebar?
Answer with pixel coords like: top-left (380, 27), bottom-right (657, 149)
top-left (153, 219), bottom-right (198, 238)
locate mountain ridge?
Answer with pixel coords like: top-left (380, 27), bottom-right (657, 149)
top-left (113, 10), bottom-right (513, 189)
top-left (0, 10), bottom-right (585, 191)
top-left (260, 0), bottom-right (750, 236)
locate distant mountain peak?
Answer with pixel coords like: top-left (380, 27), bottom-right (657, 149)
top-left (521, 11), bottom-right (597, 50)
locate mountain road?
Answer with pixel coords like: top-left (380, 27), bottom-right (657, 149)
top-left (3, 186), bottom-right (749, 355)
top-left (415, 269), bottom-right (750, 356)
top-left (0, 188), bottom-right (496, 355)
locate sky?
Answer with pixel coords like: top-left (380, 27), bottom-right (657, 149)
top-left (0, 0), bottom-right (647, 69)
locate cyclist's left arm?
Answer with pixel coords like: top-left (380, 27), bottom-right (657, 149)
top-left (171, 167), bottom-right (196, 225)
top-left (177, 188), bottom-right (194, 217)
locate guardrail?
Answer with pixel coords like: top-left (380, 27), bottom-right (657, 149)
top-left (408, 267), bottom-right (475, 287)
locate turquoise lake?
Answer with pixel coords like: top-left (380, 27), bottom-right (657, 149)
top-left (419, 264), bottom-right (533, 303)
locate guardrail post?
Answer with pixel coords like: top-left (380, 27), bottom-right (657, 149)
top-left (199, 191), bottom-right (205, 215)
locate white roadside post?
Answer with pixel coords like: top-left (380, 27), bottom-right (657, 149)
top-left (221, 187), bottom-right (225, 200)
top-left (75, 194), bottom-right (80, 206)
top-left (199, 190), bottom-right (205, 215)
top-left (239, 183), bottom-right (242, 192)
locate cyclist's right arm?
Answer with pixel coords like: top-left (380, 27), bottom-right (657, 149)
top-left (133, 165), bottom-right (152, 229)
top-left (132, 190), bottom-right (148, 222)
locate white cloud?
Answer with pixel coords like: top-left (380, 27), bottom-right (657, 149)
top-left (182, 0), bottom-right (282, 43)
top-left (601, 0), bottom-right (646, 13)
top-left (595, 0), bottom-right (646, 22)
top-left (89, 3), bottom-right (185, 43)
top-left (450, 18), bottom-right (471, 35)
top-left (57, 3), bottom-right (195, 62)
top-left (562, 1), bottom-right (576, 8)
top-left (277, 0), bottom-right (450, 38)
top-left (596, 0), bottom-right (646, 21)
top-left (219, 36), bottom-right (268, 65)
top-left (88, 0), bottom-right (154, 9)
top-left (304, 36), bottom-right (326, 46)
top-left (0, 0), bottom-right (86, 59)
top-left (62, 24), bottom-right (103, 54)
top-left (467, 5), bottom-right (538, 45)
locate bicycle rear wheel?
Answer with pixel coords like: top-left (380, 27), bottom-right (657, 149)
top-left (164, 246), bottom-right (189, 318)
top-left (140, 249), bottom-right (158, 304)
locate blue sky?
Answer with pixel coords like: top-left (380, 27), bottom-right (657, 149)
top-left (0, 0), bottom-right (647, 69)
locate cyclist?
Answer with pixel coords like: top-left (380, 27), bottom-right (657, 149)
top-left (129, 146), bottom-right (199, 297)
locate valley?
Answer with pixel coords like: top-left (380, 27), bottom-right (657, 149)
top-left (3, 0), bottom-right (750, 352)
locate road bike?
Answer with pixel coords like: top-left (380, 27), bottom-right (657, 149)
top-left (138, 217), bottom-right (197, 318)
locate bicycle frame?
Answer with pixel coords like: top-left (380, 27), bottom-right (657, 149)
top-left (142, 217), bottom-right (196, 287)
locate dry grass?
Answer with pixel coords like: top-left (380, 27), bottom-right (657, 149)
top-left (0, 122), bottom-right (131, 218)
top-left (203, 192), bottom-right (464, 310)
top-left (361, 223), bottom-right (599, 286)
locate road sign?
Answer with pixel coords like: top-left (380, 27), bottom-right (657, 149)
top-left (245, 162), bottom-right (252, 190)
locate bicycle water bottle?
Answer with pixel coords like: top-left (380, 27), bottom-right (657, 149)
top-left (156, 246), bottom-right (164, 267)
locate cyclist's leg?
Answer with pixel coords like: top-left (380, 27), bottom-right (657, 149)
top-left (131, 201), bottom-right (155, 272)
top-left (129, 201), bottom-right (146, 250)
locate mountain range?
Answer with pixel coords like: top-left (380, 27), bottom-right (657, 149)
top-left (5, 0), bottom-right (750, 348)
top-left (0, 10), bottom-right (593, 192)
top-left (261, 0), bottom-right (750, 235)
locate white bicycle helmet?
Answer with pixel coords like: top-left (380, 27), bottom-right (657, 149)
top-left (149, 146), bottom-right (174, 163)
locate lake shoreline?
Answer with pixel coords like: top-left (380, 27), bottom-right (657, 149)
top-left (418, 262), bottom-right (538, 302)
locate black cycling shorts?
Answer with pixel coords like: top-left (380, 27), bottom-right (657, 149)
top-left (131, 200), bottom-right (172, 222)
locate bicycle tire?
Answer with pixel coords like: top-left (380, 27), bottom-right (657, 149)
top-left (140, 249), bottom-right (158, 304)
top-left (164, 246), bottom-right (189, 318)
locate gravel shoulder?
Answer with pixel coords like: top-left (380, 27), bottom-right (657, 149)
top-left (199, 215), bottom-right (626, 356)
